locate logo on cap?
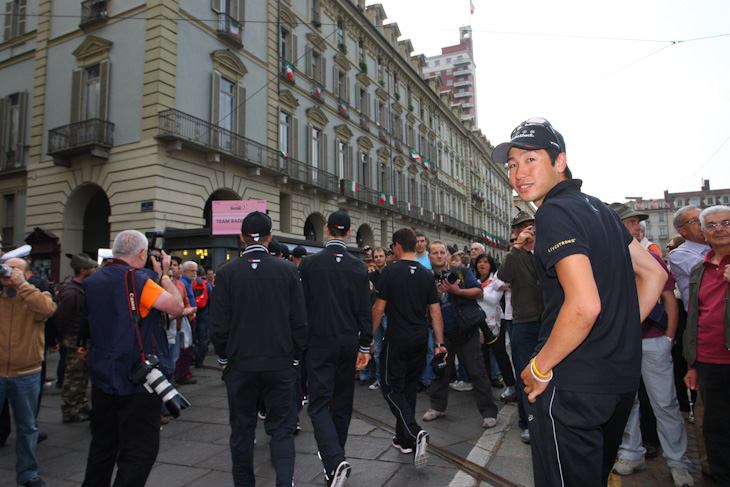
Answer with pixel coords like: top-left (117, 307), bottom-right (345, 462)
top-left (409, 265), bottom-right (416, 275)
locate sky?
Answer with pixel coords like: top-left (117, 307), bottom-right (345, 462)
top-left (370, 0), bottom-right (730, 203)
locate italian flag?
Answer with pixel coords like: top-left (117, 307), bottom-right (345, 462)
top-left (350, 181), bottom-right (358, 192)
top-left (379, 191), bottom-right (386, 204)
top-left (277, 149), bottom-right (288, 158)
top-left (411, 149), bottom-right (421, 162)
top-left (407, 202), bottom-right (412, 212)
top-left (231, 20), bottom-right (241, 38)
top-left (388, 195), bottom-right (395, 205)
top-left (420, 208), bottom-right (425, 217)
top-left (285, 62), bottom-right (294, 81)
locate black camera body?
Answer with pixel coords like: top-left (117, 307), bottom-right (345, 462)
top-left (129, 354), bottom-right (191, 418)
top-left (434, 269), bottom-right (459, 285)
top-left (0, 264), bottom-right (12, 278)
top-left (144, 231), bottom-right (165, 270)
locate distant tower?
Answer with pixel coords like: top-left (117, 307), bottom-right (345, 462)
top-left (423, 25), bottom-right (478, 128)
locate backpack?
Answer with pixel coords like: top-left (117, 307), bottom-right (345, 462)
top-left (192, 278), bottom-right (209, 308)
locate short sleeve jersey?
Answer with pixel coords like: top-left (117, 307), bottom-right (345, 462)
top-left (534, 179), bottom-right (641, 394)
top-left (375, 259), bottom-right (439, 342)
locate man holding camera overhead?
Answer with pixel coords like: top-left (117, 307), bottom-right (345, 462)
top-left (79, 230), bottom-right (183, 487)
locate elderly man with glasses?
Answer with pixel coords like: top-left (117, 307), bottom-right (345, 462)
top-left (683, 205), bottom-right (730, 486)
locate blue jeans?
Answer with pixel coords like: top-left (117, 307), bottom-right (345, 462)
top-left (195, 309), bottom-right (209, 367)
top-left (360, 316), bottom-right (387, 382)
top-left (508, 321), bottom-right (541, 430)
top-left (419, 328), bottom-right (435, 386)
top-left (0, 372), bottom-right (41, 484)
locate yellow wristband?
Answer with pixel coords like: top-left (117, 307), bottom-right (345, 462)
top-left (161, 275), bottom-right (170, 280)
top-left (531, 358), bottom-right (552, 380)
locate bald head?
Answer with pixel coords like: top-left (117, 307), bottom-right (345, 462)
top-left (5, 258), bottom-right (28, 272)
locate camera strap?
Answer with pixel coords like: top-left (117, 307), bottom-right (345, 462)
top-left (124, 268), bottom-right (151, 364)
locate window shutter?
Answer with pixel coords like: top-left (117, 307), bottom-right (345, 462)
top-left (98, 60), bottom-right (110, 120)
top-left (367, 93), bottom-right (371, 118)
top-left (16, 91), bottom-right (26, 166)
top-left (236, 85), bottom-right (246, 136)
top-left (322, 132), bottom-right (328, 172)
top-left (348, 145), bottom-right (354, 180)
top-left (211, 0), bottom-right (221, 13)
top-left (368, 156), bottom-right (373, 186)
top-left (0, 97), bottom-right (6, 167)
top-left (70, 68), bottom-right (83, 123)
top-left (4, 2), bottom-right (13, 41)
top-left (291, 116), bottom-right (298, 160)
top-left (238, 0), bottom-right (245, 24)
top-left (17, 0), bottom-right (26, 36)
top-left (307, 124), bottom-right (312, 165)
top-left (320, 57), bottom-right (326, 87)
top-left (305, 49), bottom-right (312, 78)
top-left (211, 71), bottom-right (221, 147)
top-left (344, 76), bottom-right (350, 104)
top-left (332, 67), bottom-right (339, 97)
top-left (290, 34), bottom-right (297, 66)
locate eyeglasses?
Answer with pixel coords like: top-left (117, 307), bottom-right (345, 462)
top-left (705, 219), bottom-right (730, 232)
top-left (666, 244), bottom-right (675, 250)
top-left (511, 117), bottom-right (562, 150)
top-left (678, 217), bottom-right (700, 228)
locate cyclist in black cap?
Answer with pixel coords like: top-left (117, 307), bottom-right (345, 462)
top-left (210, 211), bottom-right (307, 487)
top-left (493, 118), bottom-right (666, 487)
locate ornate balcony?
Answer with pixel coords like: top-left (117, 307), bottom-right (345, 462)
top-left (80, 0), bottom-right (108, 29)
top-left (48, 118), bottom-right (114, 166)
top-left (217, 12), bottom-right (242, 47)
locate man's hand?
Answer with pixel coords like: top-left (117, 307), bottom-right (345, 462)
top-left (724, 264), bottom-right (730, 283)
top-left (513, 226), bottom-right (535, 249)
top-left (77, 347), bottom-right (88, 361)
top-left (521, 360), bottom-right (550, 403)
top-left (437, 279), bottom-right (461, 296)
top-left (1, 266), bottom-right (26, 288)
top-left (355, 352), bottom-right (371, 370)
top-left (684, 369), bottom-right (698, 390)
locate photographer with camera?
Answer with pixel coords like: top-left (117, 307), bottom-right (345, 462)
top-left (78, 230), bottom-right (183, 487)
top-left (422, 241), bottom-right (499, 430)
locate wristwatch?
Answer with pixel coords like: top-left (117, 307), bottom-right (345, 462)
top-left (434, 343), bottom-right (446, 348)
top-left (665, 336), bottom-right (676, 346)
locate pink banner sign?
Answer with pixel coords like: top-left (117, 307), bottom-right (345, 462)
top-left (211, 200), bottom-right (268, 235)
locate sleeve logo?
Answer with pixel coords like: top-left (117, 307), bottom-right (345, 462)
top-left (547, 239), bottom-right (576, 253)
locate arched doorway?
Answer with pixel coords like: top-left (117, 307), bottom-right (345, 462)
top-left (203, 189), bottom-right (241, 228)
top-left (304, 213), bottom-right (326, 242)
top-left (63, 184), bottom-right (110, 261)
top-left (355, 224), bottom-right (374, 249)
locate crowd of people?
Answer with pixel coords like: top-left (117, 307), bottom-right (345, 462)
top-left (1, 117), bottom-right (729, 487)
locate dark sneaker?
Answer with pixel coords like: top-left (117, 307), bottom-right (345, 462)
top-left (22, 477), bottom-right (46, 487)
top-left (63, 411), bottom-right (91, 423)
top-left (391, 437), bottom-right (413, 454)
top-left (326, 460), bottom-right (351, 487)
top-left (414, 430), bottom-right (429, 469)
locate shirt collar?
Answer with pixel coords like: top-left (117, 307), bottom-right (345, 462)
top-left (541, 179), bottom-right (583, 206)
top-left (325, 240), bottom-right (347, 249)
top-left (682, 240), bottom-right (711, 256)
top-left (243, 244), bottom-right (269, 255)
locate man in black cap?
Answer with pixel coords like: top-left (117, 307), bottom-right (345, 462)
top-left (298, 210), bottom-right (372, 486)
top-left (492, 117), bottom-right (666, 487)
top-left (54, 253), bottom-right (97, 423)
top-left (210, 211), bottom-right (307, 487)
top-left (291, 246), bottom-right (307, 268)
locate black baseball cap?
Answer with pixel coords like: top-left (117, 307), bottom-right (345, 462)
top-left (430, 352), bottom-right (448, 378)
top-left (493, 117), bottom-right (566, 165)
top-left (268, 237), bottom-right (281, 256)
top-left (327, 210), bottom-right (351, 231)
top-left (292, 246), bottom-right (307, 258)
top-left (241, 211), bottom-right (272, 242)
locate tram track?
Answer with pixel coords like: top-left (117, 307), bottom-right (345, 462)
top-left (353, 409), bottom-right (523, 487)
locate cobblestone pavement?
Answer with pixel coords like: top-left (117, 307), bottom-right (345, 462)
top-left (0, 352), bottom-right (716, 487)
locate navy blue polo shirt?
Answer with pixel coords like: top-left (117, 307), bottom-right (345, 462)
top-left (534, 179), bottom-right (641, 394)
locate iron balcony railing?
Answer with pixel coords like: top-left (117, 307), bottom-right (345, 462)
top-left (217, 12), bottom-right (242, 45)
top-left (80, 0), bottom-right (108, 28)
top-left (48, 118), bottom-right (114, 156)
top-left (157, 109), bottom-right (338, 194)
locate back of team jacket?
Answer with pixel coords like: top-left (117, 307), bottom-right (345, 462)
top-left (298, 240), bottom-right (372, 352)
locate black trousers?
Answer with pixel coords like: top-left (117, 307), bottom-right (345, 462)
top-left (380, 338), bottom-right (427, 448)
top-left (696, 362), bottom-right (730, 486)
top-left (526, 383), bottom-right (634, 487)
top-left (482, 320), bottom-right (516, 387)
top-left (82, 387), bottom-right (162, 487)
top-left (306, 344), bottom-right (358, 473)
top-left (225, 367), bottom-right (297, 487)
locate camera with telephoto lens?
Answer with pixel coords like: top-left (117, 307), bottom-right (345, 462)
top-left (434, 269), bottom-right (459, 285)
top-left (129, 354), bottom-right (191, 418)
top-left (0, 264), bottom-right (12, 278)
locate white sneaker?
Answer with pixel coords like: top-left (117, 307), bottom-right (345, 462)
top-left (449, 380), bottom-right (462, 390)
top-left (669, 467), bottom-right (694, 487)
top-left (482, 417), bottom-right (497, 428)
top-left (368, 380), bottom-right (380, 390)
top-left (422, 408), bottom-right (445, 421)
top-left (414, 430), bottom-right (429, 469)
top-left (612, 458), bottom-right (645, 475)
top-left (451, 381), bottom-right (473, 392)
top-left (520, 429), bottom-right (530, 444)
top-left (500, 385), bottom-right (516, 400)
